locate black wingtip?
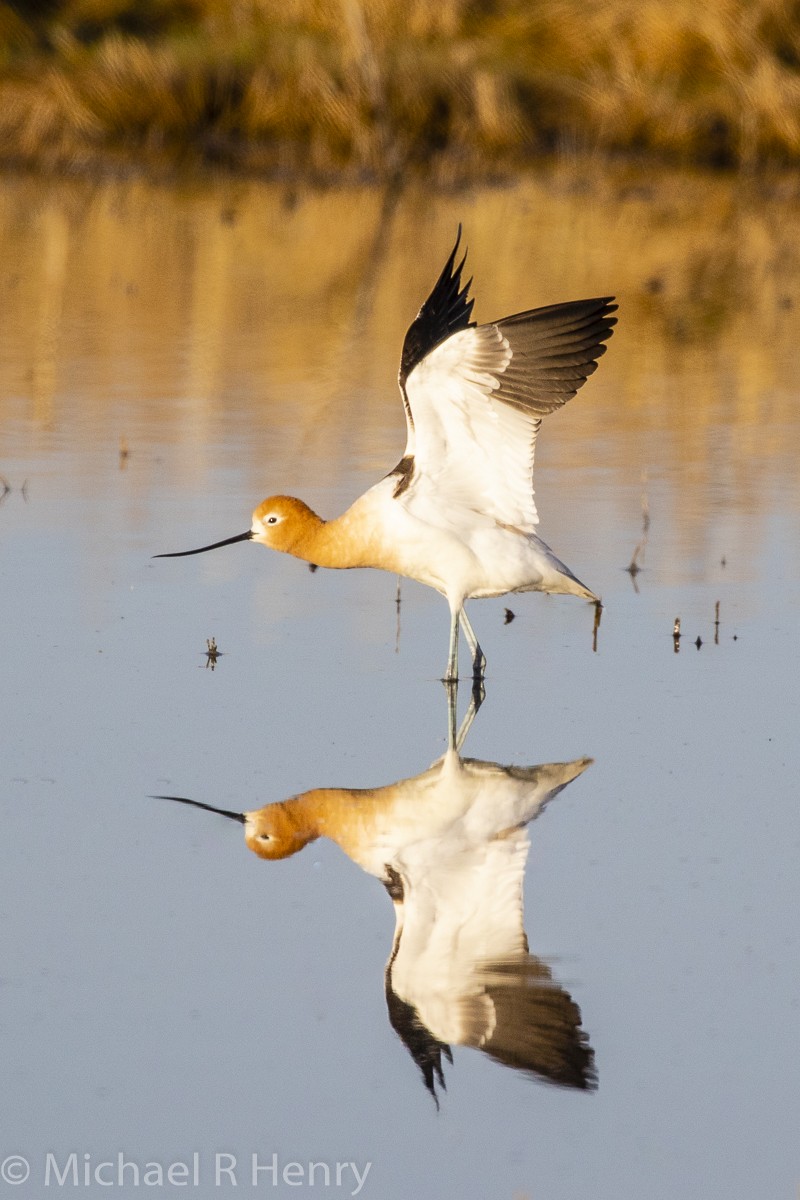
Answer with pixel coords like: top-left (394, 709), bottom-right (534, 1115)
top-left (399, 225), bottom-right (476, 386)
top-left (385, 967), bottom-right (452, 1106)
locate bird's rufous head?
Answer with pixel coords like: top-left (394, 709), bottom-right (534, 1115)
top-left (243, 801), bottom-right (318, 861)
top-left (249, 495), bottom-right (322, 553)
top-left (152, 794), bottom-right (317, 862)
top-left (154, 495), bottom-right (322, 560)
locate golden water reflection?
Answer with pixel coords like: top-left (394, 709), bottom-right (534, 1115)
top-left (2, 167), bottom-right (799, 572)
top-left (159, 728), bottom-right (595, 1101)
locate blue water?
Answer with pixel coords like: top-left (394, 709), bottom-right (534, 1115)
top-left (1, 175), bottom-right (799, 1200)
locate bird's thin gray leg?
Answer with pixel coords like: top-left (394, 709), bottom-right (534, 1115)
top-left (444, 679), bottom-right (459, 751)
top-left (459, 606), bottom-right (486, 680)
top-left (444, 606), bottom-right (460, 682)
top-left (455, 679), bottom-right (485, 751)
top-left (443, 677), bottom-right (484, 752)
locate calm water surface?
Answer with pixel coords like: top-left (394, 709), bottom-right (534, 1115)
top-left (1, 170), bottom-right (799, 1199)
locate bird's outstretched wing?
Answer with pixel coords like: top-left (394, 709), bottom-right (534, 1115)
top-left (398, 224), bottom-right (475, 444)
top-left (394, 232), bottom-right (617, 531)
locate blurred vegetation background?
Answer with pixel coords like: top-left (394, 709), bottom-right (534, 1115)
top-left (2, 0), bottom-right (800, 177)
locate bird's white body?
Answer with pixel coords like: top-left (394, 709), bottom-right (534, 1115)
top-left (157, 229), bottom-right (615, 678)
top-left (337, 475), bottom-right (594, 605)
top-left (343, 747), bottom-right (585, 877)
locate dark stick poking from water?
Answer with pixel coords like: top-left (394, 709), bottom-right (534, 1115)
top-left (592, 601), bottom-right (602, 652)
top-left (626, 471), bottom-right (650, 591)
top-left (204, 637), bottom-right (221, 670)
top-left (673, 616), bottom-right (681, 653)
top-left (714, 600), bottom-right (720, 645)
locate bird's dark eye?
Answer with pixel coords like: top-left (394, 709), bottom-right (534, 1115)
top-left (258, 833), bottom-right (271, 841)
top-left (266, 516), bottom-right (278, 525)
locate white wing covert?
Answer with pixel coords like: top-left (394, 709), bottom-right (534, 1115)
top-left (404, 323), bottom-right (542, 530)
top-left (392, 229), bottom-right (617, 532)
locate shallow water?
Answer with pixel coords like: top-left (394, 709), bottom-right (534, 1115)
top-left (1, 170), bottom-right (799, 1199)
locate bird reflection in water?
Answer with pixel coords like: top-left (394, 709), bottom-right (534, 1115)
top-left (156, 689), bottom-right (596, 1101)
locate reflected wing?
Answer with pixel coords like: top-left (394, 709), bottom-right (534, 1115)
top-left (474, 957), bottom-right (596, 1090)
top-left (396, 234), bottom-right (616, 530)
top-left (390, 835), bottom-right (530, 1044)
top-left (384, 832), bottom-right (527, 1105)
top-left (386, 836), bottom-right (595, 1096)
top-left (381, 752), bottom-right (596, 1100)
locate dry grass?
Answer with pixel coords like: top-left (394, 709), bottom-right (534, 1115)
top-left (2, 0), bottom-right (800, 176)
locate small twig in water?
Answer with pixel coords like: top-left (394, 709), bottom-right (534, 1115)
top-left (395, 577), bottom-right (402, 654)
top-left (626, 546), bottom-right (643, 577)
top-left (626, 471), bottom-right (650, 589)
top-left (204, 637), bottom-right (221, 669)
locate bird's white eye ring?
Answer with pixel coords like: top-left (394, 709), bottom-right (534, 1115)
top-left (266, 515), bottom-right (278, 525)
top-left (258, 833), bottom-right (271, 841)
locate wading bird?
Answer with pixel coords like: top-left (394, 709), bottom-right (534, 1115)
top-left (156, 230), bottom-right (616, 680)
top-left (155, 744), bottom-right (594, 1101)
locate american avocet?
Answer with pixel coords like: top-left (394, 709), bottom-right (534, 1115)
top-left (156, 745), bottom-right (594, 1099)
top-left (156, 229), bottom-right (616, 680)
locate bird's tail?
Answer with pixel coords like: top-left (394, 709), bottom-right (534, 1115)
top-left (524, 534), bottom-right (598, 601)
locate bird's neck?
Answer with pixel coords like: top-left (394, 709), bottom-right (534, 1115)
top-left (286, 502), bottom-right (378, 570)
top-left (274, 786), bottom-right (398, 866)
